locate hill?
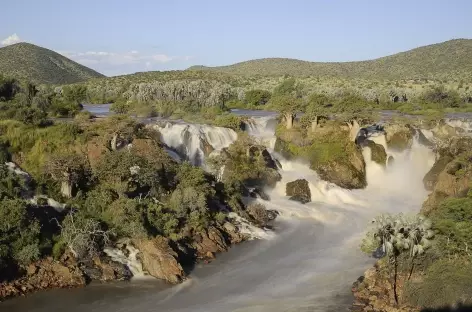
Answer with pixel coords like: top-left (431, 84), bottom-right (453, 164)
top-left (188, 39), bottom-right (472, 80)
top-left (0, 42), bottom-right (105, 84)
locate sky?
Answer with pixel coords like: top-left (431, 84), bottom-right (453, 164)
top-left (1, 0), bottom-right (472, 76)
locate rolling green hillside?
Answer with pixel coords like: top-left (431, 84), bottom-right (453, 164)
top-left (188, 39), bottom-right (472, 80)
top-left (0, 42), bottom-right (105, 84)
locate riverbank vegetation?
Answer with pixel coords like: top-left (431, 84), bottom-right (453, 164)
top-left (354, 137), bottom-right (472, 311)
top-left (0, 79), bottom-right (276, 299)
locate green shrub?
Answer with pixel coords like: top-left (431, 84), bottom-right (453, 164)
top-left (404, 258), bottom-right (472, 308)
top-left (430, 197), bottom-right (472, 257)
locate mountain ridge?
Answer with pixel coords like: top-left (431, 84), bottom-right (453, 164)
top-left (188, 39), bottom-right (472, 80)
top-left (0, 42), bottom-right (105, 84)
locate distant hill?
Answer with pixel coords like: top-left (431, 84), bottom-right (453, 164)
top-left (0, 42), bottom-right (105, 84)
top-left (188, 39), bottom-right (472, 80)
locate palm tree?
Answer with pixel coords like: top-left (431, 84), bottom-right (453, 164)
top-left (364, 213), bottom-right (434, 305)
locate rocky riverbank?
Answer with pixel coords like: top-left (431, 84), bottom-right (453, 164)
top-left (351, 133), bottom-right (472, 312)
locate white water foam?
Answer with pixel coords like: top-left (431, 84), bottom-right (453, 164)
top-left (5, 116), bottom-right (440, 312)
top-left (153, 122), bottom-right (237, 166)
top-left (104, 245), bottom-right (145, 278)
top-left (446, 118), bottom-right (472, 135)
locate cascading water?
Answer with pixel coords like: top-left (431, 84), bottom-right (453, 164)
top-left (3, 114), bottom-right (437, 312)
top-left (446, 118), bottom-right (472, 135)
top-left (244, 116), bottom-right (278, 149)
top-left (153, 121), bottom-right (238, 166)
top-left (104, 245), bottom-right (145, 278)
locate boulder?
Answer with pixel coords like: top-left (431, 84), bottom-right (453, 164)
top-left (440, 137), bottom-right (472, 158)
top-left (274, 138), bottom-right (293, 160)
top-left (423, 156), bottom-right (452, 191)
top-left (248, 187), bottom-right (270, 201)
top-left (247, 203), bottom-right (274, 226)
top-left (192, 226), bottom-right (229, 259)
top-left (422, 157), bottom-right (472, 215)
top-left (248, 145), bottom-right (278, 170)
top-left (387, 156), bottom-right (395, 167)
top-left (431, 121), bottom-right (459, 141)
top-left (286, 179), bottom-right (311, 203)
top-left (365, 140), bottom-right (387, 166)
top-left (385, 124), bottom-right (413, 151)
top-left (222, 222), bottom-right (244, 245)
top-left (315, 145), bottom-right (367, 189)
top-left (133, 237), bottom-right (185, 284)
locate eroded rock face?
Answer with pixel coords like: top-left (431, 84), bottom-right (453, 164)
top-left (421, 143), bottom-right (472, 215)
top-left (315, 146), bottom-right (367, 190)
top-left (247, 203), bottom-right (273, 226)
top-left (286, 179), bottom-right (311, 204)
top-left (422, 156), bottom-right (452, 191)
top-left (385, 124), bottom-right (414, 151)
top-left (365, 140), bottom-right (387, 166)
top-left (422, 159), bottom-right (471, 215)
top-left (0, 258), bottom-right (86, 301)
top-left (192, 226), bottom-right (229, 259)
top-left (133, 237), bottom-right (185, 284)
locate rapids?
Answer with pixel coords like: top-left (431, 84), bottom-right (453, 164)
top-left (2, 112), bottom-right (437, 312)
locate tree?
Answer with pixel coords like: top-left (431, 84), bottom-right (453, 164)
top-left (45, 153), bottom-right (91, 198)
top-left (245, 89), bottom-right (271, 106)
top-left (62, 85), bottom-right (87, 105)
top-left (0, 199), bottom-right (42, 271)
top-left (270, 95), bottom-right (302, 129)
top-left (58, 212), bottom-right (111, 259)
top-left (332, 93), bottom-right (374, 141)
top-left (305, 93), bottom-right (332, 132)
top-left (361, 214), bottom-right (434, 305)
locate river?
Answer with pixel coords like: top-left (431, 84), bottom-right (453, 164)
top-left (2, 107), bottom-right (439, 312)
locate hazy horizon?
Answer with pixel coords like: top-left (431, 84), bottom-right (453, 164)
top-left (2, 0), bottom-right (472, 76)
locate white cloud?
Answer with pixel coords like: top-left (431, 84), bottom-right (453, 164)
top-left (57, 49), bottom-right (194, 76)
top-left (1, 33), bottom-right (22, 46)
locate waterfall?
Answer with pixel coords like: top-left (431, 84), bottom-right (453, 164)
top-left (153, 122), bottom-right (237, 166)
top-left (445, 118), bottom-right (472, 135)
top-left (244, 116), bottom-right (278, 149)
top-left (227, 212), bottom-right (275, 240)
top-left (5, 114), bottom-right (445, 312)
top-left (104, 244), bottom-right (145, 278)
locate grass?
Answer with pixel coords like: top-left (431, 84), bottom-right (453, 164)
top-left (0, 42), bottom-right (104, 85)
top-left (189, 39), bottom-right (472, 81)
top-left (404, 258), bottom-right (472, 308)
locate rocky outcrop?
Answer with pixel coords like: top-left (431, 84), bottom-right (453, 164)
top-left (315, 145), bottom-right (367, 189)
top-left (133, 237), bottom-right (185, 284)
top-left (286, 179), bottom-right (311, 204)
top-left (431, 121), bottom-right (459, 141)
top-left (421, 138), bottom-right (472, 215)
top-left (247, 203), bottom-right (276, 226)
top-left (365, 140), bottom-right (387, 166)
top-left (352, 264), bottom-right (417, 312)
top-left (422, 157), bottom-right (471, 215)
top-left (385, 124), bottom-right (414, 151)
top-left (79, 256), bottom-right (131, 282)
top-left (0, 258), bottom-right (86, 301)
top-left (422, 156), bottom-right (452, 191)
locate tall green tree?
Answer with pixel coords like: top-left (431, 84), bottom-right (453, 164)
top-left (271, 95), bottom-right (302, 129)
top-left (305, 93), bottom-right (332, 132)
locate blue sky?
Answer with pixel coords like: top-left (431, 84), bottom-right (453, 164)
top-left (1, 0), bottom-right (471, 76)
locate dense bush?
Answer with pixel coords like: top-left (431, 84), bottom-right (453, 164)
top-left (404, 258), bottom-right (472, 308)
top-left (0, 199), bottom-right (43, 275)
top-left (245, 89), bottom-right (271, 106)
top-left (430, 197), bottom-right (472, 257)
